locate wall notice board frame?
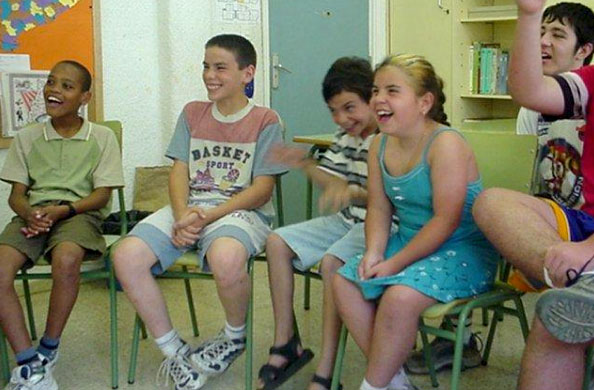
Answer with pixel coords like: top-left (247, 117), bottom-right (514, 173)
top-left (0, 0), bottom-right (103, 148)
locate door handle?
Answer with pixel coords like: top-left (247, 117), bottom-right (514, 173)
top-left (272, 53), bottom-right (293, 89)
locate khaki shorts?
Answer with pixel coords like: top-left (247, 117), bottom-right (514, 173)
top-left (0, 213), bottom-right (106, 268)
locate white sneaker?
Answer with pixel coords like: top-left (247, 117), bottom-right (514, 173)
top-left (38, 351), bottom-right (59, 372)
top-left (157, 353), bottom-right (207, 390)
top-left (190, 329), bottom-right (245, 376)
top-left (4, 360), bottom-right (58, 390)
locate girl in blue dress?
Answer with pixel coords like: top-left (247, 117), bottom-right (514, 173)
top-left (333, 54), bottom-right (499, 390)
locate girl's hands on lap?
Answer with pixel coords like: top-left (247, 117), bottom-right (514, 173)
top-left (358, 251), bottom-right (384, 280)
top-left (367, 258), bottom-right (403, 279)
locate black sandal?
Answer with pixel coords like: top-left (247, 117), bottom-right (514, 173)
top-left (257, 333), bottom-right (314, 390)
top-left (311, 374), bottom-right (343, 390)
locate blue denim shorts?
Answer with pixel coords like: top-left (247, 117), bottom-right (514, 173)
top-left (274, 213), bottom-right (366, 272)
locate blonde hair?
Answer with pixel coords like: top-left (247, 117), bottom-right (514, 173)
top-left (376, 54), bottom-right (449, 126)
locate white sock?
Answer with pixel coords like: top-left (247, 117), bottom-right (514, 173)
top-left (360, 378), bottom-right (388, 390)
top-left (451, 316), bottom-right (473, 345)
top-left (155, 329), bottom-right (187, 357)
top-left (224, 321), bottom-right (246, 340)
top-left (388, 367), bottom-right (411, 389)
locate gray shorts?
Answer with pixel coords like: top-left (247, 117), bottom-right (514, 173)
top-left (129, 205), bottom-right (271, 274)
top-left (275, 213), bottom-right (366, 272)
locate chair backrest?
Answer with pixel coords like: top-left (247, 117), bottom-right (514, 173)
top-left (98, 120), bottom-right (122, 150)
top-left (98, 120), bottom-right (127, 234)
top-left (462, 130), bottom-right (537, 193)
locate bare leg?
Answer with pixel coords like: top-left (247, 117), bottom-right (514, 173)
top-left (472, 188), bottom-right (560, 281)
top-left (206, 237), bottom-right (249, 327)
top-left (366, 286), bottom-right (435, 387)
top-left (309, 255), bottom-right (344, 390)
top-left (257, 233), bottom-right (304, 388)
top-left (44, 242), bottom-right (85, 339)
top-left (518, 316), bottom-right (588, 390)
top-left (0, 245), bottom-right (30, 353)
top-left (332, 274), bottom-right (375, 356)
top-left (113, 237), bottom-right (173, 338)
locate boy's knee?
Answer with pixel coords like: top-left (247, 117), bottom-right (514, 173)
top-left (266, 232), bottom-right (286, 252)
top-left (472, 188), bottom-right (505, 224)
top-left (51, 251), bottom-right (83, 281)
top-left (212, 256), bottom-right (247, 288)
top-left (112, 237), bottom-right (153, 276)
top-left (320, 254), bottom-right (342, 279)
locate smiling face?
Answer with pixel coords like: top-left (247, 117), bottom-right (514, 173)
top-left (371, 66), bottom-right (431, 136)
top-left (541, 18), bottom-right (586, 75)
top-left (327, 91), bottom-right (376, 138)
top-left (43, 63), bottom-right (90, 120)
top-left (202, 46), bottom-right (254, 104)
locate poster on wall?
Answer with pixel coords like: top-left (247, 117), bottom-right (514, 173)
top-left (0, 70), bottom-right (87, 137)
top-left (0, 0), bottom-right (94, 143)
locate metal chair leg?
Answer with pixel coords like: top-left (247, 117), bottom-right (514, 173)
top-left (21, 275), bottom-right (37, 341)
top-left (330, 325), bottom-right (348, 390)
top-left (245, 259), bottom-right (254, 390)
top-left (0, 327), bottom-right (10, 386)
top-left (128, 315), bottom-right (143, 385)
top-left (419, 320), bottom-right (439, 388)
top-left (109, 264), bottom-right (119, 389)
top-left (182, 266), bottom-right (199, 337)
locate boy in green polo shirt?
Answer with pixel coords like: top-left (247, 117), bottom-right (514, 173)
top-left (0, 60), bottom-right (124, 390)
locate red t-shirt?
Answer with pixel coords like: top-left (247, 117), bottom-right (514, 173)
top-left (551, 66), bottom-right (594, 215)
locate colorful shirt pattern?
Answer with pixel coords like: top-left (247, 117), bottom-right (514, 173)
top-left (551, 66), bottom-right (594, 216)
top-left (166, 101), bottom-right (286, 221)
top-left (516, 107), bottom-right (585, 208)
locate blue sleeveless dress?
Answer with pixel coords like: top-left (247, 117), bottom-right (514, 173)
top-left (337, 128), bottom-right (498, 302)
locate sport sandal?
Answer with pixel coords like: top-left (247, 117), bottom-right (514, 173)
top-left (257, 333), bottom-right (314, 390)
top-left (310, 373), bottom-right (343, 390)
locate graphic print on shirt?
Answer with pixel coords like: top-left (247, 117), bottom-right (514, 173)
top-left (535, 119), bottom-right (585, 208)
top-left (189, 139), bottom-right (255, 201)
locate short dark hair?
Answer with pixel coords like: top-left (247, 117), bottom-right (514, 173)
top-left (205, 34), bottom-right (257, 69)
top-left (543, 2), bottom-right (594, 65)
top-left (55, 60), bottom-right (92, 92)
top-left (322, 57), bottom-right (373, 103)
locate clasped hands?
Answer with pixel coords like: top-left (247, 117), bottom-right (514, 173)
top-left (21, 205), bottom-right (69, 238)
top-left (171, 207), bottom-right (210, 248)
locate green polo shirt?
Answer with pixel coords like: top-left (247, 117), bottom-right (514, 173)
top-left (1, 119), bottom-right (124, 218)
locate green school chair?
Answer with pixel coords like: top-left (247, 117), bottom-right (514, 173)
top-left (126, 175), bottom-right (284, 390)
top-left (329, 131), bottom-right (537, 390)
top-left (0, 120), bottom-right (127, 389)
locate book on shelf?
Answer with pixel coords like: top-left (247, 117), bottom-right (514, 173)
top-left (468, 42), bottom-right (509, 96)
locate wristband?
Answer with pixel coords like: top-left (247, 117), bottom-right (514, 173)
top-left (64, 202), bottom-right (77, 218)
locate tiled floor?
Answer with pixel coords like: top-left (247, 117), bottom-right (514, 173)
top-left (3, 262), bottom-right (539, 390)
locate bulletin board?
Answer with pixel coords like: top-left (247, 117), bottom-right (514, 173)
top-left (0, 0), bottom-right (100, 148)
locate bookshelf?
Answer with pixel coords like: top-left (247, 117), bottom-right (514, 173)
top-left (452, 1), bottom-right (519, 129)
top-left (390, 0), bottom-right (521, 130)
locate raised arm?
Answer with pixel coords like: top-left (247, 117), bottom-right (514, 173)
top-left (509, 0), bottom-right (565, 114)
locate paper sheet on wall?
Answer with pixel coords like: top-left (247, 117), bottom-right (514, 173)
top-left (0, 54), bottom-right (30, 72)
top-left (215, 0), bottom-right (260, 24)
